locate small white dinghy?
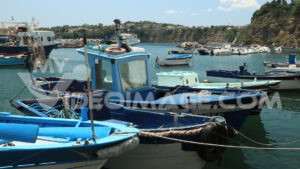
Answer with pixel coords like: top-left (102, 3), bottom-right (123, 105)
top-left (156, 54), bottom-right (192, 66)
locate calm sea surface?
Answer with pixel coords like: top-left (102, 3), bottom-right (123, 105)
top-left (1, 43), bottom-right (300, 169)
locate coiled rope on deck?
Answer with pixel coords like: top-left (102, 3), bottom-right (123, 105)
top-left (30, 103), bottom-right (80, 119)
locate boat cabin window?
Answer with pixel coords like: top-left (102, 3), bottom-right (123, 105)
top-left (120, 60), bottom-right (148, 91)
top-left (17, 27), bottom-right (27, 32)
top-left (47, 37), bottom-right (52, 41)
top-left (95, 59), bottom-right (113, 91)
top-left (23, 36), bottom-right (29, 45)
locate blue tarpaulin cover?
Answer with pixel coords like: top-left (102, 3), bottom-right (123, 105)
top-left (166, 54), bottom-right (193, 60)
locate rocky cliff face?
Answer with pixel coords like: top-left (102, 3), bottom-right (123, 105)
top-left (46, 22), bottom-right (237, 44)
top-left (134, 28), bottom-right (235, 43)
top-left (237, 0), bottom-right (300, 47)
top-left (123, 22), bottom-right (237, 43)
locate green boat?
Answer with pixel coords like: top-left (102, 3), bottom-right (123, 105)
top-left (156, 71), bottom-right (281, 90)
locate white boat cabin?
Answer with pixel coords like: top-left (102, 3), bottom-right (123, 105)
top-left (0, 21), bottom-right (56, 47)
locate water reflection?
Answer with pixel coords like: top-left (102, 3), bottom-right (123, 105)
top-left (204, 115), bottom-right (270, 169)
top-left (1, 45), bottom-right (300, 169)
top-left (277, 92), bottom-right (300, 112)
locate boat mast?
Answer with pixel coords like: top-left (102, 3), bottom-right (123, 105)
top-left (114, 19), bottom-right (122, 48)
top-left (83, 34), bottom-right (96, 141)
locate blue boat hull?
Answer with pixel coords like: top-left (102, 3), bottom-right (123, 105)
top-left (28, 77), bottom-right (265, 130)
top-left (0, 113), bottom-right (138, 168)
top-left (0, 57), bottom-right (26, 65)
top-left (0, 37), bottom-right (8, 43)
top-left (0, 144), bottom-right (109, 167)
top-left (222, 109), bottom-right (250, 130)
top-left (0, 44), bottom-right (57, 57)
top-left (12, 97), bottom-right (234, 168)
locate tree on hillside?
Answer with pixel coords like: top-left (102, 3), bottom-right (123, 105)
top-left (291, 0), bottom-right (300, 15)
top-left (291, 0), bottom-right (295, 5)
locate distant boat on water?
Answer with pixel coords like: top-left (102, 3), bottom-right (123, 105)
top-left (264, 54), bottom-right (298, 68)
top-left (0, 20), bottom-right (58, 57)
top-left (0, 35), bottom-right (8, 43)
top-left (206, 63), bottom-right (300, 92)
top-left (119, 33), bottom-right (140, 46)
top-left (264, 54), bottom-right (300, 72)
top-left (156, 54), bottom-right (193, 66)
top-left (274, 46), bottom-right (282, 52)
top-left (0, 52), bottom-right (28, 66)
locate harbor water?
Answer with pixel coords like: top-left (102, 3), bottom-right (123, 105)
top-left (1, 43), bottom-right (300, 169)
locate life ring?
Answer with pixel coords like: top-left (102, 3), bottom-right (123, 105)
top-left (196, 122), bottom-right (228, 164)
top-left (105, 46), bottom-right (126, 55)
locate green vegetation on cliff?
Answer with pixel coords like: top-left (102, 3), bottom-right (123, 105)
top-left (42, 21), bottom-right (238, 44)
top-left (237, 0), bottom-right (300, 47)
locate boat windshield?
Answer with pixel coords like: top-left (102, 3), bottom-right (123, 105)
top-left (120, 60), bottom-right (148, 91)
top-left (95, 58), bottom-right (113, 91)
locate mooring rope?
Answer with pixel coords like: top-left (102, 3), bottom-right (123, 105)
top-left (114, 130), bottom-right (300, 151)
top-left (233, 127), bottom-right (300, 146)
top-left (180, 115), bottom-right (300, 147)
top-left (137, 131), bottom-right (300, 151)
top-left (9, 84), bottom-right (28, 103)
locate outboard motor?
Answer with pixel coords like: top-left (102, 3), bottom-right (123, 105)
top-left (239, 63), bottom-right (249, 75)
top-left (239, 66), bottom-right (244, 73)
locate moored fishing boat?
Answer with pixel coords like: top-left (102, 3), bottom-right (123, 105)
top-left (171, 49), bottom-right (195, 54)
top-left (274, 46), bottom-right (282, 52)
top-left (0, 20), bottom-right (58, 57)
top-left (155, 54), bottom-right (193, 66)
top-left (268, 54), bottom-right (300, 72)
top-left (29, 76), bottom-right (266, 129)
top-left (0, 35), bottom-right (8, 43)
top-left (119, 33), bottom-right (140, 46)
top-left (0, 111), bottom-right (138, 169)
top-left (197, 48), bottom-right (210, 55)
top-left (28, 19), bottom-right (267, 130)
top-left (12, 97), bottom-right (234, 169)
top-left (207, 63), bottom-right (300, 92)
top-left (211, 47), bottom-right (232, 56)
top-left (210, 44), bottom-right (232, 56)
top-left (156, 71), bottom-right (281, 91)
top-left (0, 52), bottom-right (29, 66)
top-left (263, 54), bottom-right (299, 68)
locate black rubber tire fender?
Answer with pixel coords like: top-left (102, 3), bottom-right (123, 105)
top-left (196, 122), bottom-right (228, 164)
